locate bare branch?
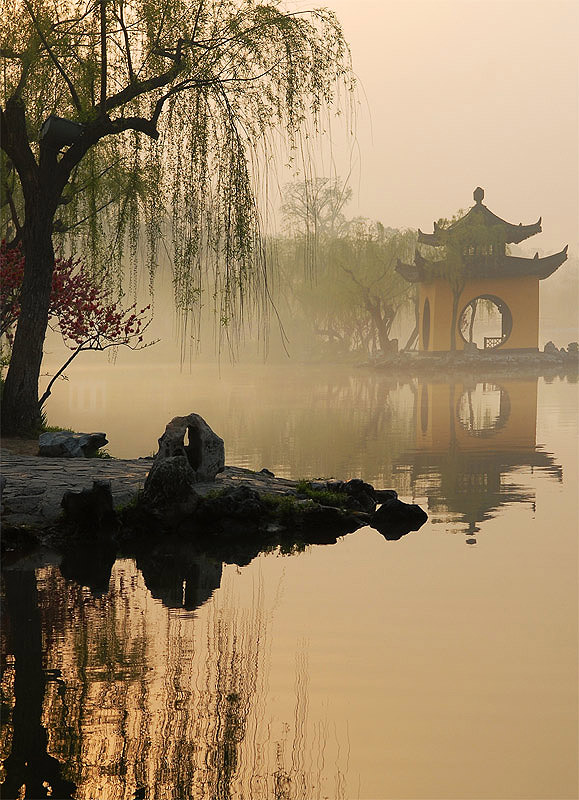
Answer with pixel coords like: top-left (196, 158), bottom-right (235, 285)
top-left (39, 342), bottom-right (84, 406)
top-left (340, 264), bottom-right (363, 289)
top-left (192, 0), bottom-right (204, 42)
top-left (3, 181), bottom-right (23, 238)
top-left (104, 38), bottom-right (184, 112)
top-left (116, 0), bottom-right (135, 83)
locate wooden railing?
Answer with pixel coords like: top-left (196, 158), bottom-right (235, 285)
top-left (484, 336), bottom-right (504, 350)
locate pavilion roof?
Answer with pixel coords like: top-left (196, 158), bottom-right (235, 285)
top-left (417, 188), bottom-right (542, 246)
top-left (396, 245), bottom-right (568, 284)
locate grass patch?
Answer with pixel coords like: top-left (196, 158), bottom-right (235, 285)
top-left (203, 488), bottom-right (228, 500)
top-left (42, 425), bottom-right (74, 433)
top-left (295, 479), bottom-right (346, 508)
top-left (261, 492), bottom-right (301, 514)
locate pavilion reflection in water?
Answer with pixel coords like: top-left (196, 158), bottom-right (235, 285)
top-left (395, 377), bottom-right (562, 541)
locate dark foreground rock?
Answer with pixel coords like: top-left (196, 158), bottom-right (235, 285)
top-left (370, 497), bottom-right (429, 540)
top-left (130, 478), bottom-right (375, 558)
top-left (61, 480), bottom-right (116, 529)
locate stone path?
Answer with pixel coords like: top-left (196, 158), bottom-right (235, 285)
top-left (0, 453), bottom-right (300, 530)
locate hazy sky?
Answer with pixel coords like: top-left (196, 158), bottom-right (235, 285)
top-left (290, 0), bottom-right (578, 254)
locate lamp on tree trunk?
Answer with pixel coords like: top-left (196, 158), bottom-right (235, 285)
top-left (39, 116), bottom-right (85, 150)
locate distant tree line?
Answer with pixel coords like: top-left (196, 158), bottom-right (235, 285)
top-left (268, 178), bottom-right (418, 359)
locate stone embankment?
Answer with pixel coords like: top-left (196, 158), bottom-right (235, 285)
top-left (360, 343), bottom-right (579, 375)
top-left (1, 416), bottom-right (428, 561)
top-left (0, 453), bottom-right (309, 532)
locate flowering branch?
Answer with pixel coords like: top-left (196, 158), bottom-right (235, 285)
top-left (1, 240), bottom-right (157, 405)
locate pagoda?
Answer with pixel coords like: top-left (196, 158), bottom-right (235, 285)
top-left (396, 187), bottom-right (568, 352)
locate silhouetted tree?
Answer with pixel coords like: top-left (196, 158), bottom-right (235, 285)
top-left (1, 0), bottom-right (352, 433)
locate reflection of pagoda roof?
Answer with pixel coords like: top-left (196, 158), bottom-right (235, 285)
top-left (404, 446), bottom-right (562, 475)
top-left (417, 188), bottom-right (543, 246)
top-left (396, 245), bottom-right (568, 283)
top-left (396, 446), bottom-right (562, 527)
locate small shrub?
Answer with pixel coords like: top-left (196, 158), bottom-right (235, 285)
top-left (91, 447), bottom-right (113, 460)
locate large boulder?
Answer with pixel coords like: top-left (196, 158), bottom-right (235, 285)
top-left (152, 413), bottom-right (225, 483)
top-left (142, 414), bottom-right (225, 516)
top-left (39, 430), bottom-right (108, 458)
top-left (370, 497), bottom-right (428, 540)
top-left (342, 478), bottom-right (377, 513)
top-left (143, 455), bottom-right (198, 506)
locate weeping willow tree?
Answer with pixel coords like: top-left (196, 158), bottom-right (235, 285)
top-left (0, 0), bottom-right (353, 434)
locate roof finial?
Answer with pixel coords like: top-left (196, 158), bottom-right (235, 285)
top-left (473, 187), bottom-right (484, 204)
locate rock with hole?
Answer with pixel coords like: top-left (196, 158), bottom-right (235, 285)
top-left (152, 413), bottom-right (225, 483)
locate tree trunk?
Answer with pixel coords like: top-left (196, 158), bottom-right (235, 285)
top-left (449, 290), bottom-right (460, 352)
top-left (468, 299), bottom-right (478, 343)
top-left (403, 293), bottom-right (419, 351)
top-left (365, 296), bottom-right (393, 354)
top-left (403, 324), bottom-right (419, 352)
top-left (2, 213), bottom-right (55, 435)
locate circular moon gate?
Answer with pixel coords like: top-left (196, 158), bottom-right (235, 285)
top-left (458, 294), bottom-right (513, 350)
top-left (457, 383), bottom-right (511, 437)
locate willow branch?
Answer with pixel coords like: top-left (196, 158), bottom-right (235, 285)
top-left (99, 0), bottom-right (107, 114)
top-left (59, 114), bottom-right (159, 182)
top-left (53, 193), bottom-right (123, 233)
top-left (22, 0), bottom-right (83, 113)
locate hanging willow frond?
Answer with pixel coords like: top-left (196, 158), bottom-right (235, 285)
top-left (1, 0), bottom-right (355, 338)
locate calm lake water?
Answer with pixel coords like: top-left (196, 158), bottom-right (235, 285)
top-left (2, 364), bottom-right (578, 799)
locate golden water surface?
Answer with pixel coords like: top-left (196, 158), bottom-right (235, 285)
top-left (1, 365), bottom-right (577, 799)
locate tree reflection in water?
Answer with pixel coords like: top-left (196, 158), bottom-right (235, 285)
top-left (1, 570), bottom-right (77, 799)
top-left (1, 558), bottom-right (347, 799)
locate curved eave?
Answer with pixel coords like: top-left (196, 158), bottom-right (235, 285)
top-left (396, 259), bottom-right (423, 283)
top-left (395, 246), bottom-right (567, 283)
top-left (506, 218), bottom-right (542, 244)
top-left (417, 229), bottom-right (438, 246)
top-left (503, 246), bottom-right (568, 280)
top-left (418, 207), bottom-right (542, 246)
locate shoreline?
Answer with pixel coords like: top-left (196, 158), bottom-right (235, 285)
top-left (1, 456), bottom-right (426, 572)
top-left (357, 348), bottom-right (579, 377)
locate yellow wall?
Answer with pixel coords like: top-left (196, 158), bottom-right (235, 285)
top-left (418, 276), bottom-right (540, 351)
top-left (416, 379), bottom-right (538, 453)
